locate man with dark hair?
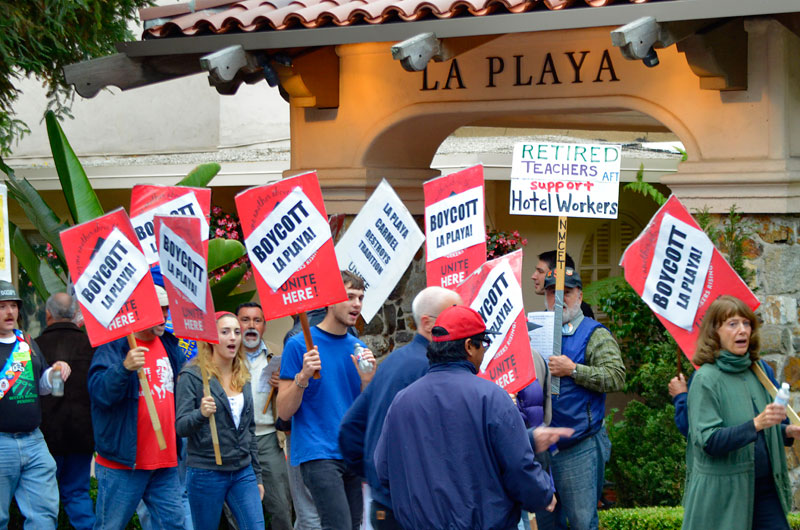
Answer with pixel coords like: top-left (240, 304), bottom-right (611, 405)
top-left (277, 270), bottom-right (376, 530)
top-left (339, 286), bottom-right (463, 529)
top-left (236, 301), bottom-right (293, 530)
top-left (536, 268), bottom-right (625, 530)
top-left (38, 292), bottom-right (96, 530)
top-left (0, 281), bottom-right (71, 529)
top-left (374, 305), bottom-right (572, 530)
top-left (532, 250), bottom-right (593, 318)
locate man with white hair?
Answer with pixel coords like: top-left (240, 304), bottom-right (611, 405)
top-left (537, 268), bottom-right (625, 530)
top-left (237, 301), bottom-right (293, 530)
top-left (88, 285), bottom-right (186, 529)
top-left (38, 292), bottom-right (96, 530)
top-left (339, 286), bottom-right (463, 529)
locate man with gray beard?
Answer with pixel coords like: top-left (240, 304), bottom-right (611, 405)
top-left (237, 302), bottom-right (293, 530)
top-left (536, 268), bottom-right (625, 530)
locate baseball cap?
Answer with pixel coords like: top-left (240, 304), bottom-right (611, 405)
top-left (431, 305), bottom-right (500, 343)
top-left (154, 285), bottom-right (169, 307)
top-left (544, 267), bottom-right (582, 289)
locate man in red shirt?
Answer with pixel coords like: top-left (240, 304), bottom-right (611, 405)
top-left (88, 286), bottom-right (186, 529)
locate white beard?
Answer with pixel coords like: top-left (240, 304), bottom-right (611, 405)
top-left (563, 300), bottom-right (583, 324)
top-left (243, 332), bottom-right (261, 350)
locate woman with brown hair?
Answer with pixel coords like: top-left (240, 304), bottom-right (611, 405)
top-left (176, 312), bottom-right (265, 530)
top-left (682, 295), bottom-right (800, 530)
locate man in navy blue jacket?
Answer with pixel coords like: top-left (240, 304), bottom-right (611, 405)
top-left (88, 286), bottom-right (186, 529)
top-left (339, 286), bottom-right (462, 529)
top-left (374, 305), bottom-right (572, 530)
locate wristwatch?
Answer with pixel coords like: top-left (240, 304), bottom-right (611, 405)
top-left (570, 365), bottom-right (579, 378)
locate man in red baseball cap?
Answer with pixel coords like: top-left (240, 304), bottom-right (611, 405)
top-left (374, 305), bottom-right (573, 530)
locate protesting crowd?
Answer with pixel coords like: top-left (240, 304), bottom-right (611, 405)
top-left (2, 156), bottom-right (797, 530)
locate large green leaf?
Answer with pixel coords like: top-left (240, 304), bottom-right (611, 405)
top-left (208, 238), bottom-right (246, 272)
top-left (39, 260), bottom-right (66, 294)
top-left (210, 263), bottom-right (247, 299)
top-left (45, 111), bottom-right (104, 224)
top-left (177, 163), bottom-right (221, 188)
top-left (2, 164), bottom-right (68, 265)
top-left (10, 225), bottom-right (49, 299)
top-left (213, 290), bottom-right (256, 314)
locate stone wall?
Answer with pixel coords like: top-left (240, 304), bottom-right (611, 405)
top-left (357, 250), bottom-right (427, 361)
top-left (736, 213), bottom-right (800, 507)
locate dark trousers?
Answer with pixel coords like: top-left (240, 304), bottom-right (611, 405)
top-left (370, 499), bottom-right (403, 530)
top-left (300, 459), bottom-right (361, 530)
top-left (752, 476), bottom-right (790, 530)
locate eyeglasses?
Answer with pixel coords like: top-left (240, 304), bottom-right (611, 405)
top-left (479, 337), bottom-right (492, 348)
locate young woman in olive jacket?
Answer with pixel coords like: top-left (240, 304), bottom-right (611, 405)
top-left (176, 312), bottom-right (265, 530)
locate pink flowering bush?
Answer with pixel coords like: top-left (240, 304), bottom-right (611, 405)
top-left (486, 229), bottom-right (527, 259)
top-left (209, 206), bottom-right (252, 282)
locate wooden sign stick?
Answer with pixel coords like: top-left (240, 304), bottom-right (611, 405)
top-left (299, 312), bottom-right (320, 379)
top-left (200, 364), bottom-right (223, 465)
top-left (263, 387), bottom-right (277, 415)
top-left (127, 334), bottom-right (167, 450)
top-left (677, 346), bottom-right (683, 377)
top-left (751, 363), bottom-right (800, 426)
top-left (550, 216), bottom-right (568, 396)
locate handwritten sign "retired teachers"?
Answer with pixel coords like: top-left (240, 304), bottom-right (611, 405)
top-left (510, 141), bottom-right (621, 219)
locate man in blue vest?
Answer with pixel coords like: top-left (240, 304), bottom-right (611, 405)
top-left (536, 268), bottom-right (625, 530)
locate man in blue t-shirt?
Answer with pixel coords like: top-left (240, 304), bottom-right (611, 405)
top-left (277, 271), bottom-right (376, 530)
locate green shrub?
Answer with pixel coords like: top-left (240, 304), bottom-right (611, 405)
top-left (584, 278), bottom-right (693, 507)
top-left (599, 507), bottom-right (800, 530)
top-left (599, 506), bottom-right (683, 530)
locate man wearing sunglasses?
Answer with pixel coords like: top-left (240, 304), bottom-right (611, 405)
top-left (374, 305), bottom-right (573, 530)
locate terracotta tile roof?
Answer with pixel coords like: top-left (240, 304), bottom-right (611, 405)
top-left (141, 0), bottom-right (656, 38)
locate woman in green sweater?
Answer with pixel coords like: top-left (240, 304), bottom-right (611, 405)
top-left (683, 295), bottom-right (800, 530)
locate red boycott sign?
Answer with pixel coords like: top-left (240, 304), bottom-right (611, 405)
top-left (424, 165), bottom-right (487, 288)
top-left (620, 195), bottom-right (759, 360)
top-left (154, 215), bottom-right (217, 344)
top-left (130, 185), bottom-right (212, 265)
top-left (454, 250), bottom-right (535, 394)
top-left (236, 171), bottom-right (346, 320)
top-left (60, 208), bottom-right (164, 347)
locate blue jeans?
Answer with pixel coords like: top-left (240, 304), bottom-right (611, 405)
top-left (0, 429), bottom-right (59, 529)
top-left (535, 428), bottom-right (611, 530)
top-left (186, 466), bottom-right (264, 530)
top-left (54, 453), bottom-right (96, 530)
top-left (94, 463), bottom-right (185, 529)
top-left (300, 459), bottom-right (362, 530)
top-left (137, 439), bottom-right (194, 530)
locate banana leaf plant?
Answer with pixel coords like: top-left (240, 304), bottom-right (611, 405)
top-left (1, 110), bottom-right (254, 310)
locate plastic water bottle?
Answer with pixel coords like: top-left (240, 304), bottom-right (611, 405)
top-left (774, 383), bottom-right (791, 406)
top-left (52, 369), bottom-right (64, 397)
top-left (354, 344), bottom-right (374, 373)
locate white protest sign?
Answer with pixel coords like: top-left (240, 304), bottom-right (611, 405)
top-left (131, 192), bottom-right (209, 265)
top-left (245, 187), bottom-right (331, 291)
top-left (509, 141), bottom-right (621, 219)
top-left (157, 220), bottom-right (207, 311)
top-left (470, 260), bottom-right (525, 372)
top-left (425, 186), bottom-right (484, 261)
top-left (641, 213), bottom-right (714, 331)
top-left (0, 183), bottom-right (10, 282)
top-left (527, 311), bottom-right (555, 361)
top-left (335, 180), bottom-right (425, 322)
top-left (74, 228), bottom-right (149, 328)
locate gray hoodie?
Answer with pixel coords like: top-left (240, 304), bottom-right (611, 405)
top-left (175, 363), bottom-right (262, 481)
